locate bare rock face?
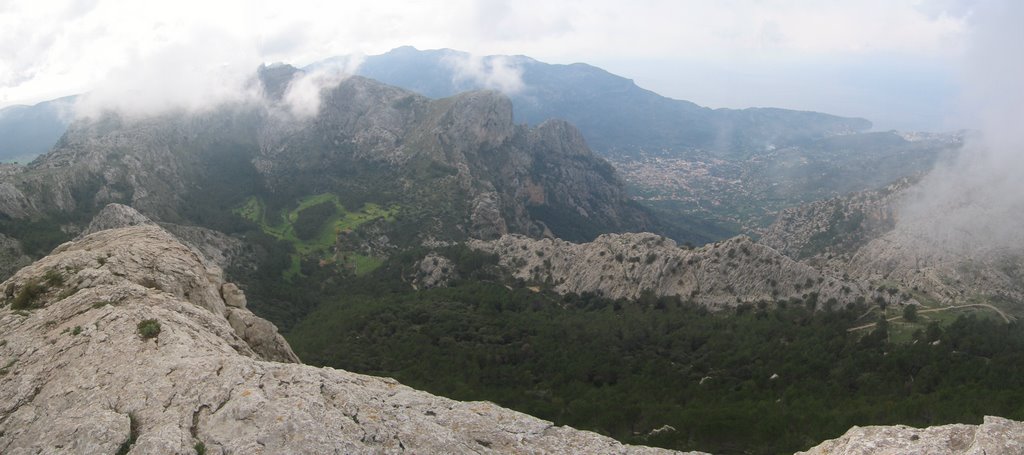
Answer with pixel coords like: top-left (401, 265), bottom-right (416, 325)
top-left (412, 253), bottom-right (458, 289)
top-left (471, 232), bottom-right (867, 309)
top-left (79, 202), bottom-right (156, 237)
top-left (798, 416), bottom-right (1024, 455)
top-left (0, 212), bottom-right (694, 454)
top-left (159, 222), bottom-right (254, 272)
top-left (760, 179), bottom-right (909, 262)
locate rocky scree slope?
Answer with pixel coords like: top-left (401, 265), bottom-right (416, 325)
top-left (470, 232), bottom-right (870, 309)
top-left (0, 206), bottom-right (693, 454)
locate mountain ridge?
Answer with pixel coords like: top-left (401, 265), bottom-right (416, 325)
top-left (338, 46), bottom-right (873, 158)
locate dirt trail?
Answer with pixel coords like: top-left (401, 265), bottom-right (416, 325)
top-left (847, 303), bottom-right (1014, 332)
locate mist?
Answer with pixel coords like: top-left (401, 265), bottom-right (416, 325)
top-left (72, 29), bottom-right (265, 119)
top-left (281, 56), bottom-right (363, 118)
top-left (894, 0), bottom-right (1024, 254)
top-left (444, 54), bottom-right (525, 95)
top-left (70, 31), bottom-right (363, 121)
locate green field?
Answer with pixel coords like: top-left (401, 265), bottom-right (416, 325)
top-left (235, 194), bottom-right (397, 278)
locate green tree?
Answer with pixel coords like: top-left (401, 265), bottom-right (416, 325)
top-left (903, 304), bottom-right (918, 322)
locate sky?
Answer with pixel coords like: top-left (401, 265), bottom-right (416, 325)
top-left (0, 0), bottom-right (982, 131)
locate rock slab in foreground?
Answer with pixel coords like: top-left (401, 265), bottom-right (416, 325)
top-left (798, 416), bottom-right (1024, 455)
top-left (0, 217), bottom-right (690, 454)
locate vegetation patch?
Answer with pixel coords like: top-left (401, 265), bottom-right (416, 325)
top-left (234, 194), bottom-right (398, 279)
top-left (11, 279), bottom-right (46, 310)
top-left (137, 319), bottom-right (161, 339)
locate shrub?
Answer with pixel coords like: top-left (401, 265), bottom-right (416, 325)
top-left (11, 280), bottom-right (46, 310)
top-left (137, 319), bottom-right (161, 339)
top-left (43, 269), bottom-right (64, 286)
top-left (195, 442), bottom-right (207, 455)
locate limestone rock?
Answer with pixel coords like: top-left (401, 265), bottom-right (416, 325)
top-left (798, 416), bottom-right (1024, 455)
top-left (413, 253), bottom-right (458, 289)
top-left (0, 214), bottom-right (696, 454)
top-left (220, 282), bottom-right (246, 308)
top-left (79, 203), bottom-right (155, 237)
top-left (471, 232), bottom-right (867, 309)
top-left (159, 222), bottom-right (254, 272)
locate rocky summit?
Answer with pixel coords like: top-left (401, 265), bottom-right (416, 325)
top-left (0, 205), bottom-right (695, 454)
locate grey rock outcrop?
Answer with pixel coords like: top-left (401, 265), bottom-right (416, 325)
top-left (0, 210), bottom-right (695, 454)
top-left (798, 416), bottom-right (1024, 455)
top-left (79, 202), bottom-right (156, 237)
top-left (760, 179), bottom-right (910, 262)
top-left (471, 232), bottom-right (867, 309)
top-left (412, 253), bottom-right (458, 289)
top-left (159, 222), bottom-right (254, 272)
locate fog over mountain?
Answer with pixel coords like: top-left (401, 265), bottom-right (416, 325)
top-left (896, 0), bottom-right (1024, 253)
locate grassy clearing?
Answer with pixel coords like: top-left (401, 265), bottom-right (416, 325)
top-left (349, 254), bottom-right (384, 276)
top-left (235, 194), bottom-right (397, 279)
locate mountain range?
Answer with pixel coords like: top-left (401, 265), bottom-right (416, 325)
top-left (0, 46), bottom-right (871, 164)
top-left (0, 48), bottom-right (1021, 454)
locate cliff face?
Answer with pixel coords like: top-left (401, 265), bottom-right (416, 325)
top-left (470, 232), bottom-right (869, 309)
top-left (0, 205), bottom-right (692, 454)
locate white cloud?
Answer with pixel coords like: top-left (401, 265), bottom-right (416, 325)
top-left (446, 54), bottom-right (525, 95)
top-left (73, 27), bottom-right (263, 118)
top-left (0, 0), bottom-right (973, 119)
top-left (282, 56), bottom-right (364, 118)
top-left (895, 0), bottom-right (1024, 252)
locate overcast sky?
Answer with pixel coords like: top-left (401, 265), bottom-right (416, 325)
top-left (0, 0), bottom-right (982, 130)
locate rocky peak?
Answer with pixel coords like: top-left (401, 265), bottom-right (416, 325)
top-left (257, 63), bottom-right (303, 101)
top-left (531, 119), bottom-right (593, 158)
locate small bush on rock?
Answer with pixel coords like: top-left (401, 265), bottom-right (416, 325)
top-left (137, 319), bottom-right (161, 339)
